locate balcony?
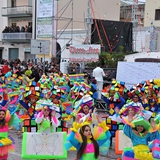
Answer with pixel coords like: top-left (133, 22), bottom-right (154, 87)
top-left (1, 6), bottom-right (32, 17)
top-left (1, 33), bottom-right (32, 43)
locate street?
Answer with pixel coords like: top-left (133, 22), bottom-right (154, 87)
top-left (8, 130), bottom-right (120, 160)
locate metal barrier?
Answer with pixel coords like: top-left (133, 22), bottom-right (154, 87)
top-left (2, 6), bottom-right (32, 16)
top-left (67, 66), bottom-right (117, 74)
top-left (1, 33), bottom-right (32, 40)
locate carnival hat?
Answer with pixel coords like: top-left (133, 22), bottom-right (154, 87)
top-left (131, 116), bottom-right (151, 131)
top-left (120, 105), bottom-right (140, 116)
top-left (154, 114), bottom-right (160, 124)
top-left (25, 70), bottom-right (32, 76)
top-left (49, 105), bottom-right (61, 118)
top-left (35, 99), bottom-right (53, 111)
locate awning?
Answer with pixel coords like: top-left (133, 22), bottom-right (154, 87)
top-left (24, 48), bottom-right (31, 52)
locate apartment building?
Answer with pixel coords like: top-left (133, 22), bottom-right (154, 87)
top-left (120, 4), bottom-right (145, 25)
top-left (0, 0), bottom-right (34, 61)
top-left (144, 0), bottom-right (160, 27)
top-left (0, 0), bottom-right (120, 62)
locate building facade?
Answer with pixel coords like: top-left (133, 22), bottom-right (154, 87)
top-left (144, 0), bottom-right (160, 27)
top-left (0, 0), bottom-right (120, 62)
top-left (120, 4), bottom-right (145, 25)
top-left (0, 0), bottom-right (33, 61)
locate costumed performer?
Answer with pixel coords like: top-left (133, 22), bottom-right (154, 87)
top-left (35, 105), bottom-right (60, 133)
top-left (148, 114), bottom-right (160, 159)
top-left (122, 116), bottom-right (159, 160)
top-left (112, 104), bottom-right (140, 123)
top-left (65, 115), bottom-right (111, 160)
top-left (117, 95), bottom-right (152, 122)
top-left (0, 107), bottom-right (14, 160)
top-left (90, 77), bottom-right (98, 101)
top-left (76, 96), bottom-right (96, 124)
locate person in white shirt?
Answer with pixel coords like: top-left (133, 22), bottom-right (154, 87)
top-left (92, 63), bottom-right (105, 99)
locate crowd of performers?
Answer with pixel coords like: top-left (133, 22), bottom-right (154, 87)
top-left (0, 68), bottom-right (160, 160)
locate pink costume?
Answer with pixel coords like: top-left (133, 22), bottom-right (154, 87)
top-left (0, 109), bottom-right (14, 159)
top-left (35, 111), bottom-right (60, 133)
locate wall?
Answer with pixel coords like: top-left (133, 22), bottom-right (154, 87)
top-left (0, 1), bottom-right (8, 41)
top-left (58, 29), bottom-right (86, 73)
top-left (1, 42), bottom-right (30, 61)
top-left (16, 0), bottom-right (28, 6)
top-left (144, 0), bottom-right (160, 27)
top-left (57, 0), bottom-right (120, 30)
top-left (134, 27), bottom-right (160, 52)
top-left (8, 21), bottom-right (31, 27)
top-left (125, 52), bottom-right (160, 62)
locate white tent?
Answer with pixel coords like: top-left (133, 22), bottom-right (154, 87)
top-left (125, 52), bottom-right (160, 62)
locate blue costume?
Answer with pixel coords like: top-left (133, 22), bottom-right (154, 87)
top-left (123, 124), bottom-right (159, 159)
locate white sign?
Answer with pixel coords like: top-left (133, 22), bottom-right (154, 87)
top-left (115, 130), bottom-right (132, 153)
top-left (69, 45), bottom-right (100, 62)
top-left (22, 132), bottom-right (67, 159)
top-left (31, 39), bottom-right (50, 55)
top-left (36, 0), bottom-right (53, 38)
top-left (37, 0), bottom-right (53, 18)
top-left (116, 62), bottom-right (160, 89)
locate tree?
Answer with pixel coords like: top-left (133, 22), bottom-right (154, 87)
top-left (87, 46), bottom-right (136, 68)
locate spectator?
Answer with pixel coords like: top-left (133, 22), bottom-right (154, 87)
top-left (2, 25), bottom-right (32, 33)
top-left (92, 63), bottom-right (106, 99)
top-left (21, 26), bottom-right (25, 32)
top-left (107, 70), bottom-right (116, 81)
top-left (90, 77), bottom-right (98, 100)
top-left (27, 26), bottom-right (32, 33)
top-left (25, 25), bottom-right (28, 32)
top-left (2, 62), bottom-right (10, 75)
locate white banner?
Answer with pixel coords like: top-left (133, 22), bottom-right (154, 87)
top-left (36, 0), bottom-right (53, 38)
top-left (116, 62), bottom-right (160, 89)
top-left (25, 133), bottom-right (64, 155)
top-left (68, 45), bottom-right (100, 62)
top-left (37, 0), bottom-right (53, 18)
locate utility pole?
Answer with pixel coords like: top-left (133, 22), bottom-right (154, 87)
top-left (85, 0), bottom-right (93, 44)
top-left (132, 0), bottom-right (139, 52)
top-left (38, 42), bottom-right (45, 73)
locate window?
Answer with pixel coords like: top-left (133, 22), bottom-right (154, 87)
top-left (155, 9), bottom-right (160, 20)
top-left (11, 0), bottom-right (16, 7)
top-left (28, 22), bottom-right (32, 27)
top-left (28, 0), bottom-right (32, 6)
top-left (11, 23), bottom-right (16, 27)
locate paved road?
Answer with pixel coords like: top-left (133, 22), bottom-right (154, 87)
top-left (8, 130), bottom-right (120, 160)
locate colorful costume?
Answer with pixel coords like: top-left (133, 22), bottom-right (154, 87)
top-left (35, 110), bottom-right (60, 133)
top-left (122, 118), bottom-right (159, 160)
top-left (149, 138), bottom-right (160, 159)
top-left (90, 82), bottom-right (98, 100)
top-left (65, 121), bottom-right (111, 160)
top-left (0, 109), bottom-right (14, 159)
top-left (35, 103), bottom-right (60, 133)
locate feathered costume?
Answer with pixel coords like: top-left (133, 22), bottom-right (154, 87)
top-left (0, 109), bottom-right (14, 159)
top-left (122, 117), bottom-right (159, 160)
top-left (65, 121), bottom-right (111, 159)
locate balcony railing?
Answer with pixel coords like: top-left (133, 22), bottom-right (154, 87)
top-left (1, 6), bottom-right (32, 17)
top-left (1, 33), bottom-right (32, 42)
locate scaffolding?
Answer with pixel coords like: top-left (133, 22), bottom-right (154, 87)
top-left (120, 0), bottom-right (146, 52)
top-left (84, 0), bottom-right (93, 44)
top-left (52, 0), bottom-right (73, 61)
top-left (132, 0), bottom-right (139, 52)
